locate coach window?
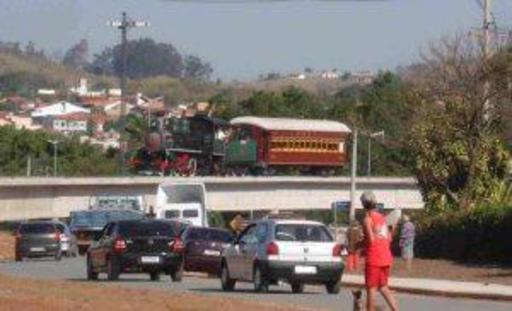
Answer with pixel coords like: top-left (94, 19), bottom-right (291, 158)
top-left (284, 140), bottom-right (290, 150)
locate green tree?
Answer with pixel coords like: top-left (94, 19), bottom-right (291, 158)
top-left (407, 36), bottom-right (511, 212)
top-left (62, 39), bottom-right (89, 70)
top-left (89, 38), bottom-right (198, 79)
top-left (184, 55), bottom-right (213, 81)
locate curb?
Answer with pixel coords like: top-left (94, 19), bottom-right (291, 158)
top-left (341, 280), bottom-right (512, 302)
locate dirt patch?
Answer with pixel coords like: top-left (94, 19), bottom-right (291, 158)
top-left (0, 273), bottom-right (311, 311)
top-left (349, 258), bottom-right (512, 286)
top-left (0, 231), bottom-right (14, 261)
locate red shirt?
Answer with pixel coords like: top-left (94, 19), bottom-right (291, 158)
top-left (365, 211), bottom-right (393, 267)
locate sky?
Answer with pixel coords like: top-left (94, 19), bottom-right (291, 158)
top-left (0, 0), bottom-right (511, 80)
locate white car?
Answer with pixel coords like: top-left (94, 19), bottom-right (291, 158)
top-left (220, 219), bottom-right (345, 294)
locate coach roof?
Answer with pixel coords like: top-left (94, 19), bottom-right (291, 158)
top-left (230, 116), bottom-right (351, 133)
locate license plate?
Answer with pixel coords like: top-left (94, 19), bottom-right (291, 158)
top-left (140, 256), bottom-right (160, 264)
top-left (30, 247), bottom-right (45, 252)
top-left (294, 266), bottom-right (317, 274)
top-left (203, 249), bottom-right (221, 256)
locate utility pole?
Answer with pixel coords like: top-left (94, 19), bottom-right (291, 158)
top-left (108, 12), bottom-right (149, 174)
top-left (349, 129), bottom-right (358, 222)
top-left (26, 155), bottom-right (31, 177)
top-left (483, 0), bottom-right (492, 59)
top-left (367, 131), bottom-right (384, 176)
top-left (48, 140), bottom-right (59, 177)
top-left (483, 0), bottom-right (492, 117)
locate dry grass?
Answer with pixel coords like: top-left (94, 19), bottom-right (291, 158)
top-left (0, 273), bottom-right (309, 311)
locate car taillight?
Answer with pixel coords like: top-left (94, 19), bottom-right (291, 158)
top-left (54, 230), bottom-right (61, 242)
top-left (266, 242), bottom-right (279, 256)
top-left (113, 237), bottom-right (127, 254)
top-left (169, 238), bottom-right (184, 253)
top-left (332, 244), bottom-right (343, 257)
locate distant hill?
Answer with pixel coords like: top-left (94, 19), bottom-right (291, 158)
top-left (0, 50), bottom-right (353, 105)
top-left (0, 51), bottom-right (115, 95)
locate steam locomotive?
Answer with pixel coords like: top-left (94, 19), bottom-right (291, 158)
top-left (129, 115), bottom-right (351, 176)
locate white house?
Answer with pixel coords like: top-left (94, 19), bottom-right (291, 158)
top-left (321, 71), bottom-right (341, 80)
top-left (49, 112), bottom-right (89, 135)
top-left (31, 101), bottom-right (90, 118)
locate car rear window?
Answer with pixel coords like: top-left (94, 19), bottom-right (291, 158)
top-left (186, 228), bottom-right (233, 243)
top-left (19, 223), bottom-right (56, 234)
top-left (185, 228), bottom-right (205, 240)
top-left (183, 209), bottom-right (198, 218)
top-left (274, 224), bottom-right (333, 242)
top-left (118, 221), bottom-right (176, 237)
top-left (208, 230), bottom-right (233, 243)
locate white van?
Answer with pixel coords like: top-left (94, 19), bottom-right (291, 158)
top-left (155, 182), bottom-right (208, 227)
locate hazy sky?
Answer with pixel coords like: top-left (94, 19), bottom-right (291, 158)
top-left (0, 0), bottom-right (511, 80)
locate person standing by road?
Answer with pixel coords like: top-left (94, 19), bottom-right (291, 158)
top-left (399, 214), bottom-right (415, 273)
top-left (346, 220), bottom-right (363, 272)
top-left (361, 191), bottom-right (399, 311)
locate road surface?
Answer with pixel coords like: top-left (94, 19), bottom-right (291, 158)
top-left (0, 257), bottom-right (510, 311)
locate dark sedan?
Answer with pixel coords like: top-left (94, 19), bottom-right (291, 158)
top-left (15, 221), bottom-right (62, 261)
top-left (182, 226), bottom-right (234, 275)
top-left (87, 219), bottom-right (185, 281)
top-left (70, 210), bottom-right (144, 255)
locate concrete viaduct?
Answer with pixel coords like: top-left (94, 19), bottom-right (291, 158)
top-left (0, 177), bottom-right (424, 221)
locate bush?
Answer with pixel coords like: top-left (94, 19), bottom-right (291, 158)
top-left (415, 204), bottom-right (512, 263)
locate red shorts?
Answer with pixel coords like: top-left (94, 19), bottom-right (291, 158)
top-left (365, 265), bottom-right (390, 289)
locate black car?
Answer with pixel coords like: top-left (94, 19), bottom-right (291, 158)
top-left (86, 219), bottom-right (185, 281)
top-left (70, 210), bottom-right (144, 255)
top-left (15, 221), bottom-right (62, 261)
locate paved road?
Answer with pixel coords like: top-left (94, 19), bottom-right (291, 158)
top-left (1, 257), bottom-right (510, 311)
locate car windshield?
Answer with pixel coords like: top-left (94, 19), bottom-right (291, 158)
top-left (19, 223), bottom-right (55, 234)
top-left (118, 221), bottom-right (176, 237)
top-left (71, 210), bottom-right (143, 228)
top-left (274, 224), bottom-right (333, 242)
top-left (183, 209), bottom-right (198, 218)
top-left (164, 210), bottom-right (180, 219)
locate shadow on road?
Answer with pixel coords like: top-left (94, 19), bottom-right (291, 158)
top-left (66, 278), bottom-right (161, 283)
top-left (188, 287), bottom-right (322, 296)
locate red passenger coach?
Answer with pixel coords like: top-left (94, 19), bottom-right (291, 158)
top-left (227, 116), bottom-right (351, 175)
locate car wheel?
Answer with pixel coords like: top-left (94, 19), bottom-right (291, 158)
top-left (107, 257), bottom-right (120, 281)
top-left (220, 263), bottom-right (236, 291)
top-left (170, 262), bottom-right (184, 282)
top-left (253, 265), bottom-right (268, 293)
top-left (87, 256), bottom-right (98, 281)
top-left (325, 279), bottom-right (341, 294)
top-left (55, 252), bottom-right (62, 261)
top-left (291, 282), bottom-right (304, 294)
top-left (150, 272), bottom-right (160, 281)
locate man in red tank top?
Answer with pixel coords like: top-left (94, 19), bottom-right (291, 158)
top-left (361, 191), bottom-right (399, 311)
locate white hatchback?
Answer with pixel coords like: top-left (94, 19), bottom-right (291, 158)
top-left (220, 219), bottom-right (345, 294)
